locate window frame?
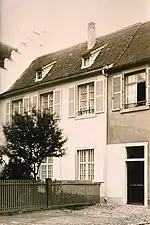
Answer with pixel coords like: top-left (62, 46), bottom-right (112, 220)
top-left (12, 99), bottom-right (23, 115)
top-left (77, 149), bottom-right (94, 181)
top-left (124, 70), bottom-right (147, 109)
top-left (40, 89), bottom-right (61, 118)
top-left (39, 157), bottom-right (53, 181)
top-left (41, 91), bottom-right (54, 114)
top-left (78, 82), bottom-right (94, 116)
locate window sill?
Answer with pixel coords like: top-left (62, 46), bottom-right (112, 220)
top-left (121, 105), bottom-right (150, 114)
top-left (75, 114), bottom-right (97, 120)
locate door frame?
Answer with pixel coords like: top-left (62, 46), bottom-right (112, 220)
top-left (124, 142), bottom-right (148, 206)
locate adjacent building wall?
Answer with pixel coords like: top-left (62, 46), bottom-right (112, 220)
top-left (107, 64), bottom-right (150, 204)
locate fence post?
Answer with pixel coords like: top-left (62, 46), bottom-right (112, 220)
top-left (46, 178), bottom-right (52, 208)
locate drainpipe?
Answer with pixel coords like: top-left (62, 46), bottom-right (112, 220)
top-left (102, 66), bottom-right (109, 203)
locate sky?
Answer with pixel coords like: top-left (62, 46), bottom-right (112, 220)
top-left (0, 0), bottom-right (150, 93)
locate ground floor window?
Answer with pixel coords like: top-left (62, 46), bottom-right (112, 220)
top-left (38, 157), bottom-right (53, 181)
top-left (77, 149), bottom-right (94, 181)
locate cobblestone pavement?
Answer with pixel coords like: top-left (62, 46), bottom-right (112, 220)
top-left (0, 204), bottom-right (150, 225)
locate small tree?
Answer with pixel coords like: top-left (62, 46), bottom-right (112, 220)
top-left (1, 110), bottom-right (67, 179)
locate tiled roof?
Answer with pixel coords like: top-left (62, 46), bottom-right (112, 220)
top-left (2, 21), bottom-right (150, 95)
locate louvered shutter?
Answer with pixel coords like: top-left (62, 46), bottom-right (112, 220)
top-left (69, 87), bottom-right (75, 117)
top-left (23, 97), bottom-right (30, 113)
top-left (112, 75), bottom-right (122, 111)
top-left (54, 90), bottom-right (61, 118)
top-left (75, 152), bottom-right (79, 180)
top-left (146, 68), bottom-right (150, 105)
top-left (95, 79), bottom-right (104, 113)
top-left (5, 101), bottom-right (11, 124)
top-left (32, 95), bottom-right (38, 111)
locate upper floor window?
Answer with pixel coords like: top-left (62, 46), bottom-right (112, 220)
top-left (68, 79), bottom-right (104, 118)
top-left (12, 99), bottom-right (23, 115)
top-left (112, 68), bottom-right (150, 111)
top-left (5, 96), bottom-right (38, 124)
top-left (78, 82), bottom-right (94, 115)
top-left (125, 71), bottom-right (146, 108)
top-left (40, 90), bottom-right (61, 118)
top-left (41, 92), bottom-right (53, 114)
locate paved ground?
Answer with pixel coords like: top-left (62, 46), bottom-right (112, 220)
top-left (0, 204), bottom-right (150, 225)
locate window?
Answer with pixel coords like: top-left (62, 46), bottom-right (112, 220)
top-left (77, 149), bottom-right (94, 181)
top-left (36, 70), bottom-right (43, 80)
top-left (78, 82), bottom-right (94, 115)
top-left (40, 90), bottom-right (61, 118)
top-left (12, 99), bottom-right (23, 115)
top-left (84, 57), bottom-right (90, 67)
top-left (125, 71), bottom-right (146, 108)
top-left (68, 79), bottom-right (104, 117)
top-left (39, 157), bottom-right (53, 181)
top-left (112, 68), bottom-right (150, 111)
top-left (35, 62), bottom-right (56, 82)
top-left (41, 92), bottom-right (53, 114)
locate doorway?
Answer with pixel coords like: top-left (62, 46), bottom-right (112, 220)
top-left (127, 161), bottom-right (144, 204)
top-left (126, 146), bottom-right (144, 205)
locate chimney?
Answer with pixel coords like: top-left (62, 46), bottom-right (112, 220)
top-left (87, 21), bottom-right (96, 50)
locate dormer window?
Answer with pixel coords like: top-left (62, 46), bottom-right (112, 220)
top-left (81, 44), bottom-right (108, 69)
top-left (84, 57), bottom-right (90, 67)
top-left (36, 70), bottom-right (43, 80)
top-left (35, 61), bottom-right (56, 82)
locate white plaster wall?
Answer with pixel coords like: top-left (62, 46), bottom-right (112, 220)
top-left (0, 74), bottom-right (107, 186)
top-left (106, 144), bottom-right (126, 205)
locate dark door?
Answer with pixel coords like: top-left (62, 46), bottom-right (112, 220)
top-left (127, 161), bottom-right (144, 205)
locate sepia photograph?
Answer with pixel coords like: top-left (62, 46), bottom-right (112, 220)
top-left (0, 0), bottom-right (150, 224)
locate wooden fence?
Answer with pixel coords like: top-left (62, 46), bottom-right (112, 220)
top-left (0, 179), bottom-right (102, 213)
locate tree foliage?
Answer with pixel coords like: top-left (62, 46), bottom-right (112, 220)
top-left (0, 110), bottom-right (67, 179)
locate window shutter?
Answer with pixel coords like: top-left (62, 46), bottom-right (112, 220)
top-left (112, 75), bottom-right (122, 111)
top-left (146, 68), bottom-right (150, 105)
top-left (5, 101), bottom-right (11, 124)
top-left (75, 152), bottom-right (79, 180)
top-left (95, 79), bottom-right (104, 113)
top-left (54, 90), bottom-right (61, 118)
top-left (23, 97), bottom-right (30, 113)
top-left (69, 87), bottom-right (75, 117)
top-left (32, 95), bottom-right (38, 111)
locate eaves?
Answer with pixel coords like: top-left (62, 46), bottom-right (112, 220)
top-left (0, 67), bottom-right (104, 100)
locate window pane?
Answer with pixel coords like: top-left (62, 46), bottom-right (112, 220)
top-left (88, 149), bottom-right (94, 162)
top-left (48, 157), bottom-right (53, 163)
top-left (127, 74), bottom-right (137, 84)
top-left (89, 83), bottom-right (94, 91)
top-left (37, 71), bottom-right (42, 79)
top-left (48, 165), bottom-right (53, 178)
top-left (137, 82), bottom-right (146, 103)
top-left (41, 165), bottom-right (47, 180)
top-left (88, 163), bottom-right (94, 180)
top-left (80, 164), bottom-right (86, 180)
top-left (126, 84), bottom-right (137, 104)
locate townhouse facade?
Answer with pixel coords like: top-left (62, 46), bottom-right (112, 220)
top-left (0, 21), bottom-right (150, 206)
